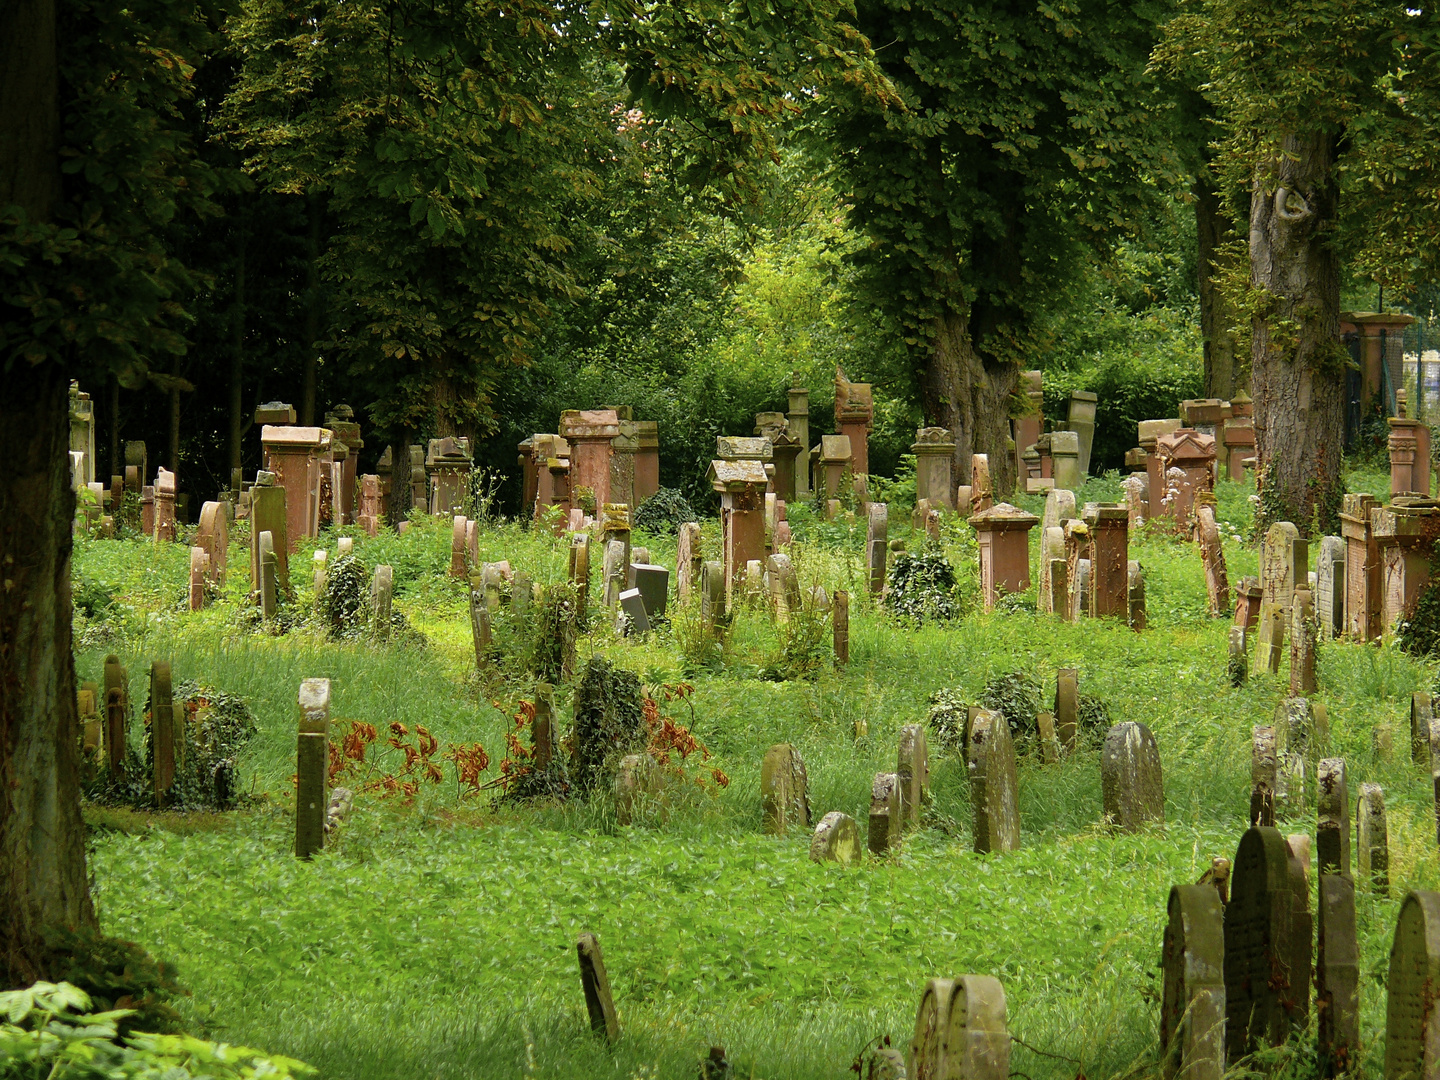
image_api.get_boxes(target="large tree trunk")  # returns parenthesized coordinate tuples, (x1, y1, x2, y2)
(1, 361, 95, 987)
(227, 221, 247, 480)
(389, 432, 414, 527)
(921, 310, 1019, 496)
(0, 0, 60, 219)
(1196, 172, 1243, 398)
(300, 192, 323, 426)
(1250, 133, 1343, 536)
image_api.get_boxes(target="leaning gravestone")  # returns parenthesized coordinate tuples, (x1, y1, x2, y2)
(618, 587, 650, 634)
(906, 975, 1010, 1080)
(869, 772, 901, 855)
(810, 811, 861, 866)
(371, 564, 394, 638)
(576, 932, 620, 1042)
(1101, 721, 1164, 832)
(896, 723, 930, 827)
(295, 678, 330, 860)
(968, 709, 1020, 854)
(1357, 783, 1389, 894)
(1054, 668, 1079, 750)
(1316, 873, 1359, 1077)
(760, 743, 811, 836)
(1384, 891, 1440, 1080)
(1224, 827, 1309, 1060)
(1317, 758, 1351, 876)
(1251, 726, 1277, 827)
(1161, 884, 1225, 1080)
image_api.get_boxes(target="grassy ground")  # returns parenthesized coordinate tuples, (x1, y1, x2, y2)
(72, 464, 1440, 1080)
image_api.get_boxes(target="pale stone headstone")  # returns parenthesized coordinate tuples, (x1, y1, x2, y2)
(896, 724, 930, 827)
(1036, 711, 1061, 764)
(1196, 503, 1230, 616)
(834, 589, 850, 665)
(1229, 626, 1248, 687)
(867, 502, 888, 595)
(1251, 726, 1277, 827)
(1317, 758, 1351, 876)
(1316, 872, 1359, 1076)
(1128, 560, 1147, 631)
(1279, 696, 1327, 763)
(906, 975, 1010, 1080)
(603, 538, 627, 609)
(1289, 587, 1318, 696)
(371, 564, 394, 638)
(809, 811, 860, 866)
(1412, 691, 1433, 765)
(1101, 721, 1164, 831)
(1054, 669, 1079, 750)
(1051, 429, 1081, 491)
(1043, 487, 1078, 533)
(188, 546, 207, 611)
(968, 709, 1019, 854)
(1161, 884, 1225, 1080)
(765, 553, 800, 621)
(1224, 826, 1310, 1059)
(1315, 536, 1345, 640)
(337, 536, 353, 556)
(676, 521, 702, 602)
(295, 678, 330, 859)
(760, 743, 810, 836)
(618, 588, 650, 634)
(1256, 522, 1306, 672)
(468, 588, 491, 670)
(868, 772, 901, 855)
(196, 501, 228, 584)
(258, 530, 278, 618)
(150, 661, 175, 802)
(311, 549, 327, 604)
(1357, 783, 1389, 894)
(577, 932, 620, 1042)
(1383, 891, 1440, 1080)
(614, 753, 663, 825)
(569, 532, 591, 625)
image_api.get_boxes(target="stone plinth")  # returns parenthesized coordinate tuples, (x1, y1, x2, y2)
(1083, 503, 1129, 618)
(425, 436, 472, 515)
(787, 380, 811, 497)
(1389, 413, 1432, 499)
(1222, 417, 1255, 481)
(835, 366, 874, 480)
(324, 406, 362, 525)
(634, 421, 660, 504)
(770, 431, 802, 503)
(1051, 430, 1081, 492)
(1373, 501, 1440, 632)
(560, 409, 620, 513)
(1155, 428, 1217, 527)
(1139, 419, 1183, 505)
(262, 425, 331, 551)
(1340, 493, 1381, 642)
(1180, 398, 1226, 437)
(970, 503, 1039, 611)
(69, 384, 95, 487)
(817, 434, 853, 501)
(913, 427, 955, 510)
(709, 459, 768, 607)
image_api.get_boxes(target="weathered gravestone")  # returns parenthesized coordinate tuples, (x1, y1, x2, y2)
(189, 546, 207, 611)
(676, 522, 702, 602)
(1101, 721, 1164, 832)
(1357, 783, 1389, 894)
(1317, 758, 1351, 876)
(1278, 751, 1308, 819)
(1315, 537, 1345, 640)
(1224, 827, 1311, 1060)
(1289, 588, 1318, 696)
(576, 932, 620, 1042)
(897, 724, 930, 827)
(868, 772, 901, 855)
(371, 564, 394, 638)
(1384, 891, 1440, 1080)
(257, 531, 278, 618)
(618, 588, 650, 634)
(1055, 669, 1079, 750)
(1316, 872, 1359, 1077)
(1256, 523, 1307, 675)
(701, 560, 726, 628)
(906, 975, 1010, 1080)
(834, 589, 850, 666)
(1197, 502, 1231, 617)
(810, 811, 861, 866)
(1251, 725, 1277, 827)
(1412, 691, 1434, 765)
(295, 678, 330, 859)
(1128, 560, 1147, 631)
(603, 538, 627, 610)
(614, 753, 665, 825)
(968, 709, 1019, 854)
(569, 532, 591, 625)
(104, 655, 127, 777)
(1036, 711, 1061, 764)
(1431, 719, 1440, 847)
(1278, 695, 1328, 764)
(868, 503, 889, 596)
(1084, 502, 1129, 618)
(766, 553, 800, 622)
(632, 564, 669, 622)
(150, 661, 175, 803)
(468, 588, 492, 670)
(449, 515, 467, 577)
(1229, 626, 1248, 687)
(760, 743, 811, 836)
(1161, 884, 1226, 1080)
(311, 549, 327, 606)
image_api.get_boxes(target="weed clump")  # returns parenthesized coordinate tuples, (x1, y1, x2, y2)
(927, 687, 969, 753)
(569, 656, 646, 794)
(318, 552, 370, 638)
(525, 583, 579, 684)
(1399, 540, 1440, 657)
(632, 488, 698, 536)
(886, 550, 961, 624)
(760, 603, 831, 681)
(982, 671, 1043, 737)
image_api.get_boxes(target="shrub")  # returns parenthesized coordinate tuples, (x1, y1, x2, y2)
(886, 551, 961, 625)
(1399, 541, 1440, 657)
(632, 488, 698, 536)
(569, 656, 646, 794)
(981, 671, 1044, 737)
(927, 688, 969, 753)
(36, 927, 185, 1036)
(759, 602, 832, 681)
(317, 552, 370, 639)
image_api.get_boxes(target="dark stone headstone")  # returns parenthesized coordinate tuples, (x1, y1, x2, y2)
(1161, 884, 1225, 1080)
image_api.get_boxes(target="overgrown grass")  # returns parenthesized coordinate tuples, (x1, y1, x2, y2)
(72, 471, 1439, 1080)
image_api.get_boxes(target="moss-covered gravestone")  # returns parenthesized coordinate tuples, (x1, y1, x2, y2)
(1101, 721, 1163, 832)
(258, 530, 278, 618)
(809, 811, 860, 866)
(576, 931, 620, 1042)
(1317, 758, 1351, 876)
(370, 564, 393, 639)
(834, 589, 850, 665)
(569, 533, 590, 626)
(1316, 873, 1358, 1077)
(1412, 691, 1433, 765)
(1251, 726, 1277, 827)
(571, 656, 645, 794)
(149, 661, 175, 803)
(701, 560, 725, 625)
(1228, 626, 1247, 687)
(1224, 827, 1309, 1060)
(103, 655, 127, 776)
(1054, 668, 1079, 750)
(1357, 783, 1389, 894)
(869, 772, 900, 855)
(760, 743, 810, 836)
(468, 587, 491, 671)
(1161, 884, 1225, 1080)
(968, 709, 1019, 854)
(295, 678, 330, 860)
(906, 975, 1010, 1080)
(1384, 891, 1440, 1080)
(1036, 712, 1061, 764)
(896, 724, 930, 827)
(614, 753, 663, 825)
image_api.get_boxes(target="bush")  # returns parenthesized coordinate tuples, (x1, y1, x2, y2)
(569, 656, 646, 794)
(886, 551, 961, 625)
(1399, 542, 1440, 657)
(927, 688, 969, 754)
(317, 552, 370, 639)
(981, 671, 1044, 738)
(36, 927, 185, 1036)
(632, 488, 698, 537)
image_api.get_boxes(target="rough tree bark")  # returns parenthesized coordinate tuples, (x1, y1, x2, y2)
(300, 192, 323, 426)
(227, 221, 247, 480)
(922, 310, 1018, 496)
(1, 0, 97, 988)
(389, 432, 414, 527)
(1196, 172, 1243, 398)
(1250, 133, 1343, 536)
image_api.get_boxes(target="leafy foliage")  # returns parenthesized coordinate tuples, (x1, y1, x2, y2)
(1398, 541, 1440, 657)
(568, 656, 646, 794)
(317, 553, 371, 640)
(885, 551, 961, 625)
(926, 687, 969, 754)
(632, 489, 698, 538)
(35, 929, 185, 1037)
(981, 671, 1045, 739)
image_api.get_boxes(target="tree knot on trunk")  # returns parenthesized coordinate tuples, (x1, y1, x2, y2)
(1274, 187, 1312, 223)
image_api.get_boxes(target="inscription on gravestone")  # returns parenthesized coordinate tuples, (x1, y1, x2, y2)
(1383, 890, 1440, 1080)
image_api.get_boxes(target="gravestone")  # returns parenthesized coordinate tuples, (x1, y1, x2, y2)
(1317, 758, 1351, 876)
(1124, 473, 1150, 530)
(1251, 726, 1277, 828)
(1040, 525, 1066, 616)
(1197, 502, 1230, 616)
(700, 559, 726, 627)
(576, 932, 620, 1042)
(450, 515, 468, 577)
(1128, 560, 1147, 631)
(766, 553, 800, 622)
(1315, 537, 1346, 640)
(810, 812, 861, 866)
(1412, 692, 1433, 764)
(614, 753, 664, 825)
(1101, 721, 1164, 832)
(1084, 503, 1129, 617)
(906, 975, 1010, 1080)
(258, 531, 278, 618)
(603, 538, 627, 610)
(968, 709, 1020, 854)
(468, 588, 492, 669)
(618, 588, 650, 634)
(1278, 752, 1307, 818)
(1055, 669, 1079, 750)
(569, 533, 591, 625)
(897, 724, 930, 827)
(153, 467, 177, 542)
(1316, 873, 1359, 1077)
(867, 502, 889, 596)
(1051, 430, 1081, 491)
(834, 589, 850, 665)
(311, 549, 327, 606)
(371, 564, 394, 638)
(532, 682, 556, 770)
(632, 564, 669, 621)
(1224, 827, 1310, 1059)
(189, 547, 208, 611)
(969, 503, 1039, 610)
(676, 522, 703, 603)
(1036, 711, 1061, 764)
(1289, 588, 1318, 696)
(1279, 695, 1327, 764)
(1161, 884, 1226, 1080)
(1234, 576, 1263, 632)
(249, 473, 290, 595)
(1357, 783, 1389, 894)
(868, 772, 901, 855)
(150, 661, 175, 803)
(295, 678, 330, 859)
(196, 501, 228, 583)
(1256, 522, 1307, 673)
(1431, 719, 1440, 847)
(1229, 626, 1248, 687)
(760, 743, 811, 836)
(971, 453, 993, 513)
(1383, 891, 1440, 1080)
(103, 655, 127, 776)
(1042, 487, 1078, 533)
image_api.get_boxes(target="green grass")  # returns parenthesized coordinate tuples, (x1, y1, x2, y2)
(71, 470, 1440, 1080)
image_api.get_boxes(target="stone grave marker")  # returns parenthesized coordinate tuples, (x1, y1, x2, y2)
(1055, 669, 1079, 750)
(1039, 524, 1065, 616)
(258, 531, 278, 618)
(968, 709, 1019, 854)
(512, 572, 534, 619)
(1101, 721, 1164, 832)
(1224, 827, 1309, 1059)
(1317, 758, 1351, 876)
(153, 467, 177, 542)
(295, 678, 330, 859)
(1256, 522, 1306, 673)
(700, 559, 726, 627)
(969, 503, 1039, 611)
(868, 772, 901, 855)
(676, 522, 703, 601)
(150, 661, 175, 802)
(337, 536, 353, 556)
(468, 587, 492, 669)
(603, 538, 627, 609)
(1278, 695, 1327, 764)
(761, 743, 810, 835)
(1043, 487, 1078, 533)
(197, 500, 228, 583)
(1315, 537, 1345, 640)
(834, 589, 850, 665)
(1083, 503, 1129, 617)
(971, 453, 994, 512)
(618, 588, 649, 634)
(1251, 726, 1277, 827)
(744, 559, 764, 602)
(1431, 719, 1440, 847)
(906, 975, 1010, 1080)
(189, 547, 208, 611)
(897, 724, 930, 827)
(533, 682, 556, 771)
(1128, 560, 1147, 630)
(103, 655, 127, 776)
(1412, 691, 1433, 764)
(1289, 588, 1318, 696)
(1234, 576, 1263, 632)
(1036, 711, 1061, 764)
(1357, 783, 1389, 894)
(765, 553, 800, 622)
(1316, 873, 1359, 1076)
(1065, 520, 1090, 619)
(569, 532, 591, 625)
(1383, 890, 1440, 1080)
(1161, 884, 1225, 1080)
(1278, 752, 1307, 818)
(1340, 493, 1382, 641)
(311, 549, 327, 606)
(810, 811, 860, 866)
(1197, 502, 1230, 616)
(1051, 429, 1081, 491)
(1229, 626, 1248, 687)
(632, 564, 669, 621)
(614, 753, 664, 825)
(576, 932, 620, 1042)
(867, 502, 889, 596)
(371, 564, 394, 638)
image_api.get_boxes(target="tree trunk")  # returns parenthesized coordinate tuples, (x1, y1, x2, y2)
(227, 222, 247, 481)
(108, 374, 120, 481)
(389, 433, 413, 528)
(921, 309, 1019, 496)
(0, 0, 60, 219)
(1, 360, 95, 988)
(1196, 172, 1243, 398)
(168, 364, 181, 478)
(300, 192, 323, 426)
(1249, 133, 1343, 536)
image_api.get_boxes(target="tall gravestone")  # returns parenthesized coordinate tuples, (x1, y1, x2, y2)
(257, 531, 278, 618)
(897, 724, 930, 828)
(1251, 725, 1277, 827)
(1315, 537, 1346, 640)
(867, 503, 889, 596)
(1101, 721, 1164, 831)
(1055, 669, 1079, 750)
(968, 710, 1019, 854)
(868, 772, 901, 855)
(103, 655, 127, 777)
(1316, 873, 1359, 1077)
(1229, 626, 1248, 687)
(760, 743, 810, 836)
(1197, 502, 1230, 616)
(371, 564, 394, 638)
(1317, 758, 1351, 876)
(577, 931, 621, 1042)
(1289, 588, 1318, 696)
(295, 678, 330, 859)
(150, 661, 175, 803)
(1256, 522, 1306, 674)
(1412, 691, 1433, 765)
(676, 522, 702, 602)
(1384, 891, 1440, 1080)
(1357, 783, 1389, 894)
(834, 589, 850, 666)
(1161, 884, 1226, 1080)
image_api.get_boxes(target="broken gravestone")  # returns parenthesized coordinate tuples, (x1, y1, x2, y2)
(577, 931, 620, 1042)
(906, 975, 1010, 1080)
(869, 772, 901, 855)
(809, 811, 860, 866)
(897, 723, 930, 828)
(1357, 783, 1389, 894)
